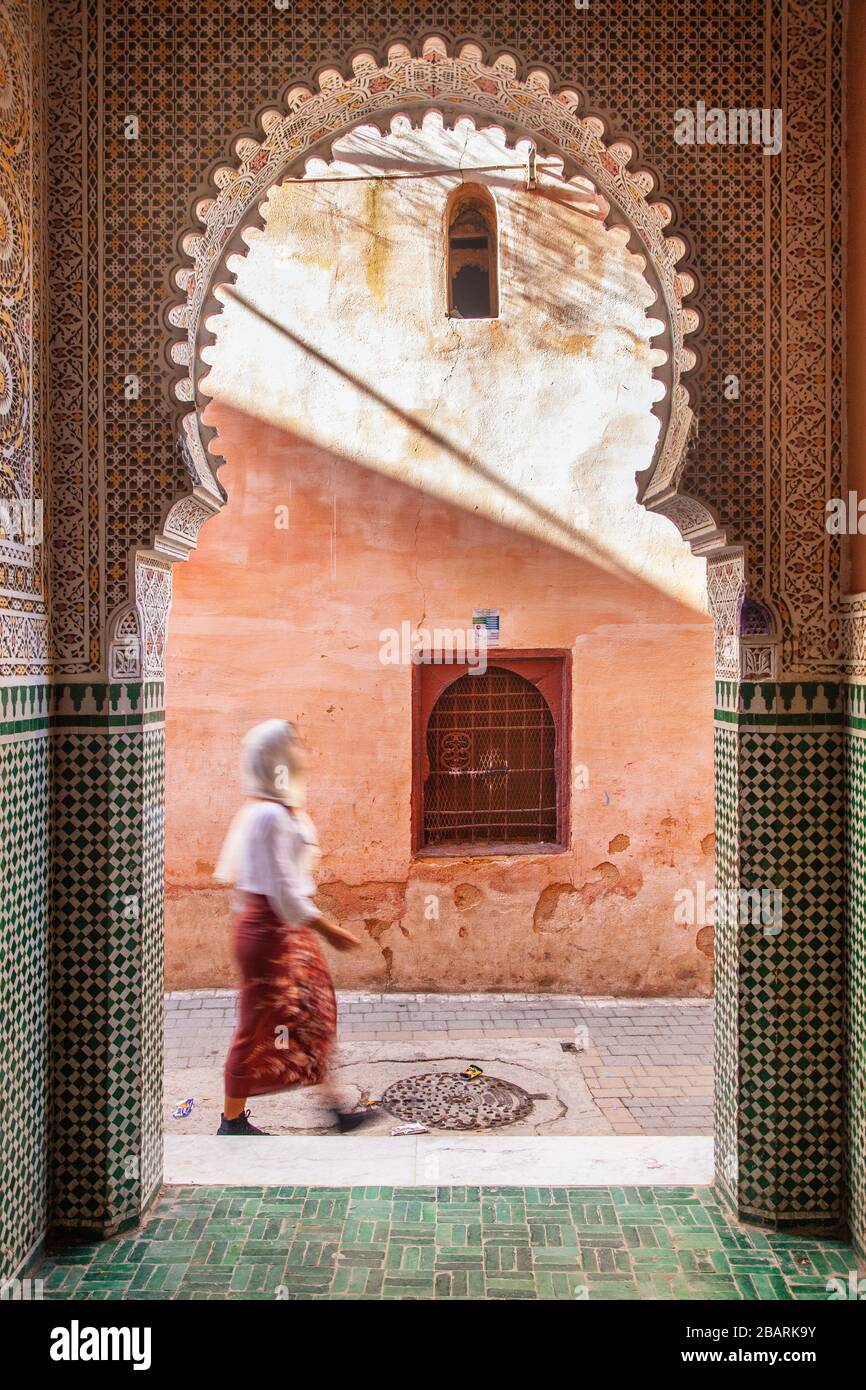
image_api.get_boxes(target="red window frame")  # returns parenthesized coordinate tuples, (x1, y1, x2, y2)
(411, 649, 571, 857)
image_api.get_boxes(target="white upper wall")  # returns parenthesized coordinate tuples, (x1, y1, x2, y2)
(201, 113, 707, 610)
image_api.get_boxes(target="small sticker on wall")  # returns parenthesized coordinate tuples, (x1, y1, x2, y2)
(472, 608, 500, 647)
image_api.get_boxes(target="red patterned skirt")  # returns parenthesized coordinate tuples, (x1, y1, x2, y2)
(224, 892, 336, 1098)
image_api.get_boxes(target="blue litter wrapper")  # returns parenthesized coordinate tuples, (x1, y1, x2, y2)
(173, 1097, 194, 1119)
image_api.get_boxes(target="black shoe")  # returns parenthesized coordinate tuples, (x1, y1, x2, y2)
(334, 1108, 375, 1134)
(217, 1109, 270, 1135)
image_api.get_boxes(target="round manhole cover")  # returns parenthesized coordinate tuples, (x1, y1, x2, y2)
(380, 1071, 533, 1130)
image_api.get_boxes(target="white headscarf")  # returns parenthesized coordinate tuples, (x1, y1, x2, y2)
(214, 719, 320, 885)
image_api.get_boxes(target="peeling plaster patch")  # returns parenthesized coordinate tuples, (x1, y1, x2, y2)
(318, 880, 406, 922)
(700, 833, 716, 856)
(533, 882, 580, 933)
(532, 861, 643, 935)
(317, 880, 408, 975)
(592, 862, 620, 881)
(454, 883, 483, 911)
(363, 918, 389, 944)
(696, 926, 714, 960)
(608, 833, 630, 854)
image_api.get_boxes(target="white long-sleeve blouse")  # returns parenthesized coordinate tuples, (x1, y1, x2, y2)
(231, 800, 319, 926)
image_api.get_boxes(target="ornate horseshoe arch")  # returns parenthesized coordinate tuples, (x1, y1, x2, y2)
(158, 34, 726, 549)
(119, 34, 760, 683)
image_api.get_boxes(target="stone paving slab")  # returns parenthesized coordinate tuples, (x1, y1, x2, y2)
(30, 1184, 857, 1301)
(165, 991, 714, 1137)
(166, 1037, 610, 1138)
(163, 1135, 714, 1186)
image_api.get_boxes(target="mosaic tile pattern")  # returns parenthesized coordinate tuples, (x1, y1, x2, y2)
(0, 701, 50, 1281)
(737, 722, 845, 1227)
(714, 686, 847, 1232)
(844, 690, 866, 1259)
(30, 1185, 859, 1301)
(50, 727, 118, 1234)
(713, 718, 739, 1206)
(49, 684, 162, 1241)
(140, 724, 165, 1209)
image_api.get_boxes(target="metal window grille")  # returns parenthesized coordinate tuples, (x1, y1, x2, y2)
(423, 666, 558, 847)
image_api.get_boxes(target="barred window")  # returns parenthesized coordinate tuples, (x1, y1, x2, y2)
(421, 664, 562, 850)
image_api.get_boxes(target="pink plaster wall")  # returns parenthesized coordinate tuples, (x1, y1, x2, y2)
(164, 402, 715, 995)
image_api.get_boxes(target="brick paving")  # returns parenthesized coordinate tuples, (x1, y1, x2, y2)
(32, 1184, 856, 1300)
(166, 992, 714, 1135)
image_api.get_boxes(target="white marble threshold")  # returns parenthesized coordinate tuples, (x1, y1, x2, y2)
(164, 1135, 714, 1188)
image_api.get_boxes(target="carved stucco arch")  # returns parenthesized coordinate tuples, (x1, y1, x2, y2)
(122, 34, 770, 684)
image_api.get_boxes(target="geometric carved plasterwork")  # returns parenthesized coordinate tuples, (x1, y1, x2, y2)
(740, 643, 777, 683)
(107, 605, 141, 681)
(160, 35, 724, 572)
(0, 0, 47, 676)
(763, 0, 844, 678)
(156, 487, 221, 565)
(738, 592, 779, 683)
(841, 594, 866, 681)
(707, 556, 780, 682)
(707, 555, 745, 682)
(37, 0, 841, 680)
(134, 558, 172, 681)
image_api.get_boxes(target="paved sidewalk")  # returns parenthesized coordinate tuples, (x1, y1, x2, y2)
(166, 992, 714, 1137)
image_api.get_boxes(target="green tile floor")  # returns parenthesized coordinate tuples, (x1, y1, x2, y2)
(32, 1186, 860, 1300)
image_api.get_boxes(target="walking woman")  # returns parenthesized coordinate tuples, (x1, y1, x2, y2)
(214, 718, 366, 1135)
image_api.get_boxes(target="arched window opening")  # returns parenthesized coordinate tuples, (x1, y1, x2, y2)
(423, 666, 558, 849)
(447, 188, 498, 319)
